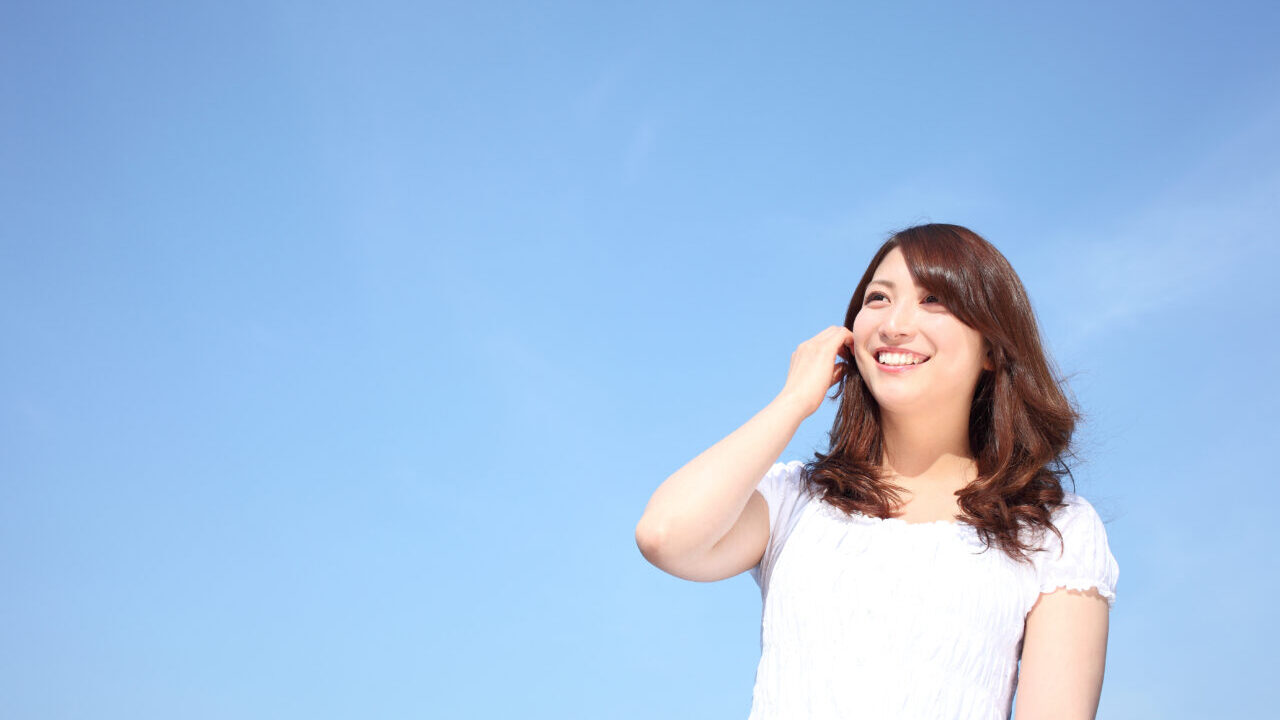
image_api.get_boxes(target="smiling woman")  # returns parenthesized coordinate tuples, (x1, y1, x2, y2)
(636, 223, 1119, 720)
(850, 245, 994, 429)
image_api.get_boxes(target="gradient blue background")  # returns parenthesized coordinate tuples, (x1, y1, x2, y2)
(3, 2, 1276, 718)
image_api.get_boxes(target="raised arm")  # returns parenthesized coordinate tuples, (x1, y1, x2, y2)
(634, 326, 854, 582)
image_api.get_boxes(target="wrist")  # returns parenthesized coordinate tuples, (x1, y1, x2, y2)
(770, 390, 814, 420)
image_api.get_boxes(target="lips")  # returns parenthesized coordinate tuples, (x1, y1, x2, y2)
(876, 360, 926, 374)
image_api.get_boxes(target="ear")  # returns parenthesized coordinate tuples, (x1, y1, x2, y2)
(982, 341, 995, 371)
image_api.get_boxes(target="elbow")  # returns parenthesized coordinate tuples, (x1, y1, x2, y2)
(636, 517, 722, 582)
(635, 515, 668, 563)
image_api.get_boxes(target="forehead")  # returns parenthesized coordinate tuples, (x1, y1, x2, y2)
(867, 247, 918, 289)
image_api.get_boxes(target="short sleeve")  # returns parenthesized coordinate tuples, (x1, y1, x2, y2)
(748, 460, 814, 593)
(1032, 493, 1121, 610)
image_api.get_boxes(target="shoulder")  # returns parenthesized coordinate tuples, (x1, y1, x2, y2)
(771, 459, 808, 480)
(774, 458, 807, 475)
(1047, 492, 1111, 535)
(750, 460, 818, 591)
(757, 460, 812, 498)
(1025, 491, 1108, 538)
(1019, 491, 1117, 565)
(754, 460, 819, 529)
(1030, 490, 1121, 608)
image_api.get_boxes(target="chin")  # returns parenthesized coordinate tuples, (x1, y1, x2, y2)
(870, 393, 935, 414)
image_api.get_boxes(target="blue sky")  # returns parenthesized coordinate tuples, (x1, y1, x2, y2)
(2, 2, 1277, 717)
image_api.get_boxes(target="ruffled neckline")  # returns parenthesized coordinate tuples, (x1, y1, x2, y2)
(812, 497, 989, 549)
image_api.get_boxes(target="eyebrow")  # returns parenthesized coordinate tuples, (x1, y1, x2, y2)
(866, 279, 934, 295)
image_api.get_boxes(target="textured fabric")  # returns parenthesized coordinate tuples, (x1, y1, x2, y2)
(747, 460, 1120, 720)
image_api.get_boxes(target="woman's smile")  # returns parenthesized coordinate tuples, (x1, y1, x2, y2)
(873, 347, 932, 373)
(875, 356, 930, 374)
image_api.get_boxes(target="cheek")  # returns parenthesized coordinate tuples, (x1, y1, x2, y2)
(851, 314, 874, 339)
(850, 326, 874, 356)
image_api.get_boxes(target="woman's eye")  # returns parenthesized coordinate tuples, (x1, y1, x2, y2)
(864, 291, 942, 306)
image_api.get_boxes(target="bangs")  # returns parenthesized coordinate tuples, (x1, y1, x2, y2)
(896, 227, 988, 329)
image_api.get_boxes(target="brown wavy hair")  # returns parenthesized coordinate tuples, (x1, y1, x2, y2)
(804, 223, 1081, 564)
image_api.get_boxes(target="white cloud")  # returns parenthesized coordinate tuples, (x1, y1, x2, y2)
(1046, 103, 1280, 353)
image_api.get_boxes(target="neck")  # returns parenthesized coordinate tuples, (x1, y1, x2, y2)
(878, 406, 977, 494)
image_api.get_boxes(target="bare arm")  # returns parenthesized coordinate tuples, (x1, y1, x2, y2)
(635, 393, 808, 580)
(635, 326, 854, 582)
(1013, 588, 1111, 719)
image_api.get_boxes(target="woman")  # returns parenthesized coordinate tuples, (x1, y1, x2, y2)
(635, 223, 1119, 719)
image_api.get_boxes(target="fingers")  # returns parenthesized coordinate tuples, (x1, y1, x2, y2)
(824, 326, 855, 357)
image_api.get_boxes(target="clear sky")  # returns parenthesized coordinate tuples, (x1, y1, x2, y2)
(2, 2, 1277, 718)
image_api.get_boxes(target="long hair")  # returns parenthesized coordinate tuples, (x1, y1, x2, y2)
(804, 223, 1081, 564)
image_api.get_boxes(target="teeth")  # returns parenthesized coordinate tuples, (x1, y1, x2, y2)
(877, 352, 927, 366)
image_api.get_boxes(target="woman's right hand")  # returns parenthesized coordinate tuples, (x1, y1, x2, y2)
(778, 326, 857, 417)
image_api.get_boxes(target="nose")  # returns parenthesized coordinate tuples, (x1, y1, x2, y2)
(880, 299, 917, 340)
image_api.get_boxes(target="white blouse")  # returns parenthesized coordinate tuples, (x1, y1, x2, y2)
(747, 460, 1120, 720)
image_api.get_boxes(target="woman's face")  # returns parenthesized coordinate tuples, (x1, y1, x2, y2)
(851, 247, 993, 415)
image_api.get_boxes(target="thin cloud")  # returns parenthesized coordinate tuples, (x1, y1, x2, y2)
(1049, 103, 1280, 353)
